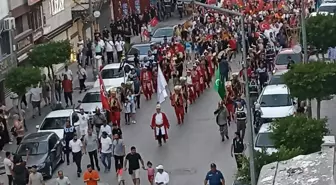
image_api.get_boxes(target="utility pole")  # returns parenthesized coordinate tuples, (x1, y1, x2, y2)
(300, 0, 311, 117)
(192, 2, 257, 185)
(89, 0, 97, 81)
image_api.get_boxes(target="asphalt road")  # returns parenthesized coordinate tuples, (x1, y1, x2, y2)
(0, 15, 245, 185)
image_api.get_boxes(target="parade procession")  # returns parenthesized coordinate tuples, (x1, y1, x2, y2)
(1, 0, 335, 184)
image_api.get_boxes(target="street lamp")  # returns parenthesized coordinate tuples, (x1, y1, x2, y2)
(191, 2, 257, 185)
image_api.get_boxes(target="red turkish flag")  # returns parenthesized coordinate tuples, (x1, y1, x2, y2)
(150, 17, 159, 27)
(98, 74, 110, 111)
(259, 22, 271, 31)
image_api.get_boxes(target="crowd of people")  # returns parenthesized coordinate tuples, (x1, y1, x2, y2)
(1, 0, 309, 184)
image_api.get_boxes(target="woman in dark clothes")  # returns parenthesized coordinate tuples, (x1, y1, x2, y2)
(0, 109, 10, 145)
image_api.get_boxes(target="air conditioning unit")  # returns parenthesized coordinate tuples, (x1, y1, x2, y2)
(3, 17, 15, 30)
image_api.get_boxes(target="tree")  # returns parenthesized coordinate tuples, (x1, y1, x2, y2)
(5, 67, 42, 119)
(306, 14, 336, 60)
(271, 116, 328, 155)
(282, 62, 336, 119)
(27, 40, 71, 105)
(236, 146, 303, 184)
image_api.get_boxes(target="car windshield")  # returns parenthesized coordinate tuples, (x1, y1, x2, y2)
(318, 5, 336, 13)
(17, 142, 48, 155)
(275, 53, 301, 65)
(153, 28, 173, 38)
(255, 133, 275, 148)
(82, 92, 101, 103)
(128, 45, 151, 56)
(101, 68, 124, 78)
(269, 75, 284, 85)
(40, 117, 69, 130)
(260, 94, 292, 107)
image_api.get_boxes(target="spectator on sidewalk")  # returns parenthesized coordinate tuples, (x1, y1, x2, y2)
(41, 74, 51, 106)
(10, 92, 28, 109)
(13, 114, 24, 145)
(115, 37, 124, 62)
(4, 152, 13, 185)
(0, 109, 11, 145)
(62, 75, 73, 107)
(28, 84, 42, 118)
(63, 65, 73, 81)
(77, 65, 87, 93)
(55, 76, 62, 102)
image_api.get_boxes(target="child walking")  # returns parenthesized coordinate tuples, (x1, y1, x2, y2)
(116, 163, 125, 185)
(147, 161, 155, 185)
(124, 98, 131, 125)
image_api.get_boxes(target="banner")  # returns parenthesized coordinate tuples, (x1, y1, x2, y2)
(157, 66, 168, 104)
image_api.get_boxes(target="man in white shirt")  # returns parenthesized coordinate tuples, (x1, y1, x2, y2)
(100, 131, 112, 172)
(78, 107, 89, 139)
(155, 165, 169, 185)
(77, 65, 87, 93)
(29, 84, 42, 117)
(56, 170, 71, 185)
(63, 65, 73, 81)
(99, 122, 112, 138)
(105, 39, 115, 63)
(115, 37, 124, 62)
(69, 134, 83, 177)
(4, 151, 13, 185)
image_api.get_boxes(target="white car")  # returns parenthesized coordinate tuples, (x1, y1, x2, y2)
(254, 123, 277, 154)
(257, 84, 296, 122)
(93, 63, 133, 88)
(36, 109, 82, 139)
(310, 2, 336, 16)
(150, 27, 175, 44)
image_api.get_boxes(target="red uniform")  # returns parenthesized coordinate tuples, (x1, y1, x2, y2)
(225, 88, 235, 121)
(206, 56, 214, 77)
(152, 69, 158, 93)
(191, 69, 200, 98)
(110, 97, 121, 127)
(186, 75, 195, 104)
(170, 92, 185, 124)
(151, 112, 170, 140)
(201, 64, 209, 88)
(141, 70, 153, 100)
(196, 66, 205, 93)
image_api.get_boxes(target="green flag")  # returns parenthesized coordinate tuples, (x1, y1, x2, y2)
(214, 68, 226, 99)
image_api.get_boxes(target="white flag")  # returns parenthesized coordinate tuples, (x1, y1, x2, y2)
(157, 65, 168, 104)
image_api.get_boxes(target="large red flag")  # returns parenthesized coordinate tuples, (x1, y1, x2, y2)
(98, 74, 110, 111)
(150, 17, 158, 27)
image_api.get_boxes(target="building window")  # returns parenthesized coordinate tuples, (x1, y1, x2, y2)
(0, 32, 10, 59)
(28, 5, 43, 31)
(15, 16, 24, 35)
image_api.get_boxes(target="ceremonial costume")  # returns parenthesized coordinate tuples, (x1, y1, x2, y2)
(192, 65, 200, 98)
(109, 89, 121, 127)
(170, 86, 185, 124)
(196, 63, 205, 93)
(141, 68, 153, 100)
(152, 68, 158, 93)
(186, 70, 195, 104)
(151, 104, 170, 146)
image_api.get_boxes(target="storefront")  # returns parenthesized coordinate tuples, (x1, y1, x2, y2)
(42, 0, 73, 73)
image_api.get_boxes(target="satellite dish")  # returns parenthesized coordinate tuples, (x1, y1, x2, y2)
(293, 45, 302, 53)
(94, 11, 101, 18)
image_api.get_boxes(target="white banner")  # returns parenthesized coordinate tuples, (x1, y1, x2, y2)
(157, 66, 168, 104)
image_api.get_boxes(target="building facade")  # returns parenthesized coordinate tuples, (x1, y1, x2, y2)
(0, 0, 10, 104)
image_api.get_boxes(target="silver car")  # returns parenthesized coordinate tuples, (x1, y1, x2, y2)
(126, 42, 156, 62)
(150, 27, 175, 44)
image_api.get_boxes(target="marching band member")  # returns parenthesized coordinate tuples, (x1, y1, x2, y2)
(152, 66, 158, 93)
(186, 70, 195, 104)
(196, 61, 205, 93)
(200, 59, 209, 88)
(109, 88, 122, 127)
(192, 64, 200, 98)
(180, 77, 189, 113)
(151, 104, 170, 146)
(225, 82, 235, 124)
(140, 66, 153, 100)
(170, 85, 185, 125)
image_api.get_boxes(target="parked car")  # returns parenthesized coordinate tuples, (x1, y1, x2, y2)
(256, 84, 296, 122)
(36, 109, 81, 139)
(126, 42, 156, 63)
(93, 63, 133, 88)
(254, 123, 277, 154)
(150, 27, 175, 44)
(274, 48, 302, 72)
(310, 1, 336, 17)
(15, 132, 64, 178)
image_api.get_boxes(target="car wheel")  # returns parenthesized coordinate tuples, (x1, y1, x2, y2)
(46, 165, 53, 179)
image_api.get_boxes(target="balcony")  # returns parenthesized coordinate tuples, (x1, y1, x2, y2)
(14, 29, 34, 63)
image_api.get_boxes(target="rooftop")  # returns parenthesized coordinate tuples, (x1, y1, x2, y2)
(257, 136, 336, 185)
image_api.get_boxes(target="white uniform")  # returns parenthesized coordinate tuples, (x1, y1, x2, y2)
(154, 113, 166, 135)
(78, 113, 89, 136)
